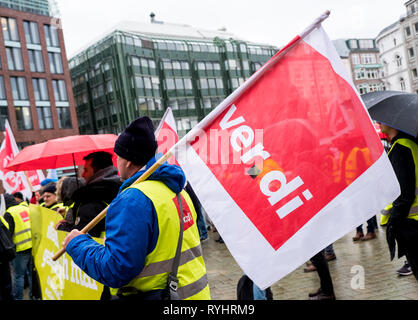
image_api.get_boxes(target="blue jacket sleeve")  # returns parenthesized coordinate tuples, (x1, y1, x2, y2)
(66, 188, 158, 288)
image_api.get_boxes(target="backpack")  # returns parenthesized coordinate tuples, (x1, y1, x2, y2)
(0, 218, 16, 263)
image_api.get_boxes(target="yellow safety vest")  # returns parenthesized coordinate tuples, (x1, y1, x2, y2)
(49, 202, 65, 211)
(0, 215, 9, 230)
(345, 147, 371, 186)
(114, 180, 210, 300)
(381, 138, 418, 224)
(6, 204, 32, 252)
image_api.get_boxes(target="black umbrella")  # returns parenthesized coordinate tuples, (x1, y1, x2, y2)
(361, 90, 418, 138)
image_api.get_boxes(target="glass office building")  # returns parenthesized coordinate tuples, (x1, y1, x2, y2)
(69, 20, 278, 137)
(0, 0, 55, 17)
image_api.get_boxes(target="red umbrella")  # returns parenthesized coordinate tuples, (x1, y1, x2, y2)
(6, 134, 118, 172)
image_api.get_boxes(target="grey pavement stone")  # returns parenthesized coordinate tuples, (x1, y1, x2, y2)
(202, 218, 418, 300)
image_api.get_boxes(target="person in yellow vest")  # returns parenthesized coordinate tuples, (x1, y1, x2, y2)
(379, 123, 418, 279)
(12, 192, 28, 207)
(62, 116, 210, 300)
(41, 184, 64, 212)
(3, 193, 33, 299)
(0, 212, 14, 300)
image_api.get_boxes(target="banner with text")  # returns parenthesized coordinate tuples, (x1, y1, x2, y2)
(30, 204, 104, 300)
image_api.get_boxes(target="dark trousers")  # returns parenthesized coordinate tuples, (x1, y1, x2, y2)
(0, 262, 13, 300)
(357, 216, 378, 234)
(310, 251, 334, 295)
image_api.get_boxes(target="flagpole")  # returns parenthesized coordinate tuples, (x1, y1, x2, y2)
(23, 171, 34, 193)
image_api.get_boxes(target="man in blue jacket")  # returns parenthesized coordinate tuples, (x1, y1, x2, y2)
(62, 116, 210, 299)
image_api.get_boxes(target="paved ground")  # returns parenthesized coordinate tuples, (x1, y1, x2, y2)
(20, 215, 417, 301)
(203, 215, 418, 300)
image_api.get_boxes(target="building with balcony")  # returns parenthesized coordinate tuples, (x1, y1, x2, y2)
(69, 16, 277, 137)
(345, 38, 384, 94)
(0, 0, 78, 148)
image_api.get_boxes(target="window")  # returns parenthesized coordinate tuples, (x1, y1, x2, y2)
(216, 78, 224, 89)
(228, 59, 237, 69)
(359, 39, 374, 49)
(1, 17, 19, 41)
(357, 84, 368, 95)
(32, 78, 49, 101)
(413, 68, 418, 78)
(361, 54, 376, 64)
(28, 49, 45, 72)
(175, 78, 184, 90)
(165, 78, 175, 90)
(0, 76, 6, 100)
(52, 80, 68, 101)
(23, 21, 40, 44)
(15, 106, 32, 130)
(37, 106, 53, 129)
(396, 54, 402, 67)
(184, 78, 192, 90)
(351, 54, 360, 65)
(409, 47, 415, 58)
(106, 80, 113, 93)
(6, 47, 23, 70)
(406, 26, 412, 37)
(57, 106, 72, 128)
(0, 105, 8, 130)
(197, 62, 205, 70)
(143, 77, 151, 89)
(348, 39, 358, 49)
(151, 77, 160, 90)
(415, 22, 418, 34)
(135, 76, 144, 89)
(199, 78, 208, 89)
(226, 42, 234, 52)
(48, 52, 63, 73)
(44, 24, 59, 47)
(400, 77, 406, 91)
(10, 77, 28, 100)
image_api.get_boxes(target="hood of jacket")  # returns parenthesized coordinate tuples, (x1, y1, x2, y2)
(120, 155, 186, 195)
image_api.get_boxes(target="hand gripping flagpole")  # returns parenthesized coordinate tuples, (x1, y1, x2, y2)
(51, 10, 330, 262)
(51, 151, 173, 261)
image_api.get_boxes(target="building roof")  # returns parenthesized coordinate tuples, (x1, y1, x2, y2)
(332, 39, 350, 58)
(376, 20, 400, 39)
(113, 20, 242, 42)
(70, 19, 275, 60)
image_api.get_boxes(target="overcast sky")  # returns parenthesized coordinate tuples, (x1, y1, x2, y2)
(55, 0, 408, 58)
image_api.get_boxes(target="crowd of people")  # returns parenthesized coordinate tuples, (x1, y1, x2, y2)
(0, 117, 417, 301)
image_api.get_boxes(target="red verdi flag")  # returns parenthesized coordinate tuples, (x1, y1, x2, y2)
(171, 11, 400, 289)
(0, 120, 44, 198)
(155, 107, 179, 165)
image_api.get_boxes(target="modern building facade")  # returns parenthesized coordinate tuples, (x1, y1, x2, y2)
(69, 17, 277, 137)
(0, 0, 78, 148)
